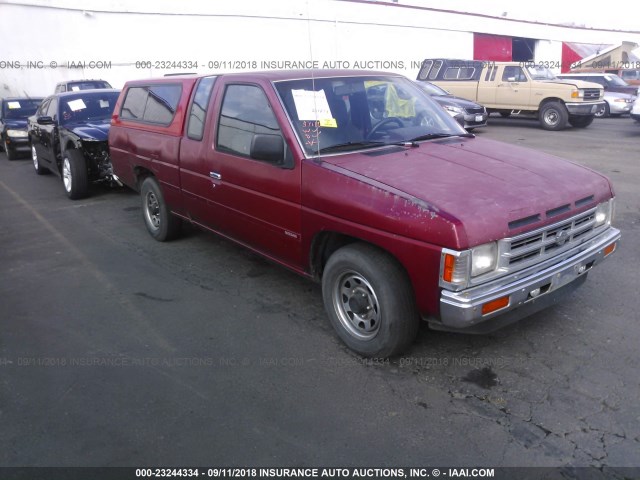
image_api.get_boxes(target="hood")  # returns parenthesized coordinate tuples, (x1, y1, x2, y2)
(66, 119, 110, 141)
(3, 119, 28, 130)
(434, 95, 482, 110)
(542, 79, 603, 90)
(321, 137, 612, 247)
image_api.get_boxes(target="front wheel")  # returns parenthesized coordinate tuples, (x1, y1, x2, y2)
(594, 102, 610, 118)
(322, 243, 419, 357)
(62, 150, 89, 199)
(568, 116, 594, 128)
(539, 101, 568, 131)
(140, 176, 182, 241)
(5, 140, 17, 160)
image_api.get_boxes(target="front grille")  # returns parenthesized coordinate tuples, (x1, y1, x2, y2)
(505, 208, 600, 268)
(464, 107, 485, 114)
(583, 89, 601, 100)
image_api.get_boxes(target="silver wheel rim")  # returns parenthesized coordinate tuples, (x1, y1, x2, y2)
(595, 105, 606, 117)
(62, 158, 72, 192)
(332, 270, 381, 340)
(144, 190, 161, 231)
(32, 146, 38, 170)
(544, 109, 559, 126)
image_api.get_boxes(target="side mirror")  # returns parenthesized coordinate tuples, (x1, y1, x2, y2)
(250, 134, 284, 164)
(37, 116, 54, 125)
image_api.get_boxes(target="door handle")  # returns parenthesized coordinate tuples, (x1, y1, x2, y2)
(209, 172, 222, 180)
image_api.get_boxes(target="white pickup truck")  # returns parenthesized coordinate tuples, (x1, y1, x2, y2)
(418, 59, 605, 130)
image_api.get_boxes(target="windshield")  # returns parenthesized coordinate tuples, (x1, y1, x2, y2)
(526, 66, 556, 80)
(3, 99, 42, 120)
(604, 74, 629, 87)
(414, 81, 449, 96)
(66, 81, 112, 91)
(59, 91, 120, 124)
(274, 75, 466, 156)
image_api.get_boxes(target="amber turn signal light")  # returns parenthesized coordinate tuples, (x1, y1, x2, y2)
(481, 296, 510, 315)
(603, 243, 616, 257)
(443, 254, 455, 282)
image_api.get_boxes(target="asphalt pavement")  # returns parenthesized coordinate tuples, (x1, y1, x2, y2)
(1, 117, 639, 474)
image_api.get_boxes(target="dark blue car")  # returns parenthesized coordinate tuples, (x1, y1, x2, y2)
(27, 89, 120, 199)
(1, 97, 43, 160)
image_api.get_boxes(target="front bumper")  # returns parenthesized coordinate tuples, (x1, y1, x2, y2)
(3, 136, 31, 154)
(609, 101, 633, 115)
(435, 227, 620, 332)
(565, 101, 605, 116)
(462, 112, 488, 129)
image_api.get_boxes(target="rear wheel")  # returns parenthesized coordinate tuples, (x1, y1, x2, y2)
(32, 145, 47, 175)
(322, 243, 419, 358)
(140, 176, 182, 241)
(539, 101, 568, 131)
(62, 150, 89, 199)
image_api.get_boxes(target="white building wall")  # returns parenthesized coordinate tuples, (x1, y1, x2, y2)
(1, 0, 639, 97)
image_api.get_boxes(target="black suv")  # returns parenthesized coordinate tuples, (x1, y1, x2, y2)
(414, 81, 488, 131)
(54, 79, 112, 94)
(0, 97, 43, 160)
(28, 89, 120, 199)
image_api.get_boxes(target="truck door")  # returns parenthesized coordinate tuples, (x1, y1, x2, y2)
(495, 66, 531, 109)
(477, 64, 498, 105)
(205, 81, 302, 267)
(178, 76, 227, 230)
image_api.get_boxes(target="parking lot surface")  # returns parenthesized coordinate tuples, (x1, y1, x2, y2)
(1, 117, 639, 472)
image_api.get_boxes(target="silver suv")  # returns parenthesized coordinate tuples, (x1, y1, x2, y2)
(54, 79, 112, 94)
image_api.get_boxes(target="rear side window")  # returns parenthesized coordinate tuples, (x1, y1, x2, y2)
(187, 76, 217, 140)
(120, 84, 182, 125)
(443, 67, 475, 80)
(216, 84, 280, 158)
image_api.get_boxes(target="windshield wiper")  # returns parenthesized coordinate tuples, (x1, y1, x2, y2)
(317, 140, 387, 153)
(409, 132, 475, 142)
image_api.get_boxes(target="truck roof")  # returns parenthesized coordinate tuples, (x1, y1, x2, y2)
(122, 69, 402, 86)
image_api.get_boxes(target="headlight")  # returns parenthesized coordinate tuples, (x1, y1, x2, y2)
(443, 105, 464, 114)
(6, 129, 28, 138)
(471, 242, 498, 277)
(441, 241, 499, 289)
(594, 199, 614, 227)
(571, 89, 585, 99)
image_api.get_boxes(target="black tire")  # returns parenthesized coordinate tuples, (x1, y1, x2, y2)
(5, 140, 17, 160)
(140, 176, 182, 241)
(594, 102, 610, 118)
(539, 101, 568, 131)
(499, 112, 511, 118)
(568, 116, 594, 128)
(31, 144, 48, 175)
(322, 243, 419, 358)
(62, 149, 89, 199)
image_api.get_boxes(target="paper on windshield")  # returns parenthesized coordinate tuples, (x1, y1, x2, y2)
(71, 86, 80, 91)
(7, 101, 21, 109)
(291, 89, 335, 125)
(67, 99, 87, 111)
(99, 100, 110, 108)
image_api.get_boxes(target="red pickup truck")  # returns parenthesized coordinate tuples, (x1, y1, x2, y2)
(109, 70, 620, 357)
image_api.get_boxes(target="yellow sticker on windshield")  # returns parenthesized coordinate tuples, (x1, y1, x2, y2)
(7, 101, 21, 109)
(319, 118, 337, 128)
